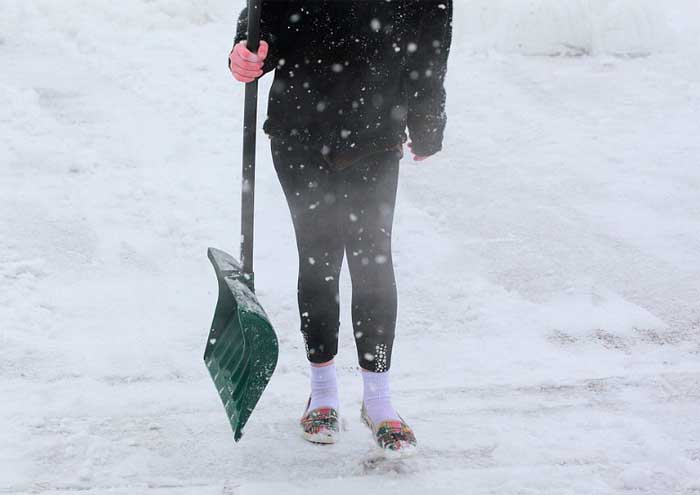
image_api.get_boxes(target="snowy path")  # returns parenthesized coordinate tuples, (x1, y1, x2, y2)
(2, 3, 700, 494)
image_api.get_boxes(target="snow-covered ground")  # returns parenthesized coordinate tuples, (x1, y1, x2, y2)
(2, 1, 700, 494)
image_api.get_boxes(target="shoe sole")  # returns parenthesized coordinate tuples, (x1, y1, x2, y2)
(375, 442, 418, 459)
(302, 429, 339, 444)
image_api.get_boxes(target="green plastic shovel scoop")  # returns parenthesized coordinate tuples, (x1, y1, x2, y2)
(204, 0, 278, 442)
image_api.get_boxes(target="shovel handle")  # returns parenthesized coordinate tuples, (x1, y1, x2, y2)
(240, 0, 262, 281)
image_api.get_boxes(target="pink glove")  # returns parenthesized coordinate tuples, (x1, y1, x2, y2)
(407, 142, 431, 162)
(229, 40, 269, 83)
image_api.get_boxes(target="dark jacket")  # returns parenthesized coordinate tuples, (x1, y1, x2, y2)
(234, 0, 452, 167)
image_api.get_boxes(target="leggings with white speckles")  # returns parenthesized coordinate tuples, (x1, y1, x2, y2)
(271, 137, 400, 372)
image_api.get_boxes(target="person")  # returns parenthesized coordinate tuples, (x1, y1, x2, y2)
(229, 0, 452, 452)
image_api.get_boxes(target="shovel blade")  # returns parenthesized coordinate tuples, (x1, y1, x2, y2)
(204, 247, 278, 442)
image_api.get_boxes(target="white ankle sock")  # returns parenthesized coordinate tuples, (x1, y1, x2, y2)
(362, 369, 400, 425)
(308, 362, 339, 411)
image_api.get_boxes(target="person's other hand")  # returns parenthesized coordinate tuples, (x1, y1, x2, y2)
(408, 142, 432, 162)
(229, 40, 269, 83)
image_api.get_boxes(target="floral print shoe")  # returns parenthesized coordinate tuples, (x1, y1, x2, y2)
(361, 403, 417, 454)
(300, 398, 340, 444)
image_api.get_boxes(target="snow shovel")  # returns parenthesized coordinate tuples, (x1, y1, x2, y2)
(204, 0, 278, 442)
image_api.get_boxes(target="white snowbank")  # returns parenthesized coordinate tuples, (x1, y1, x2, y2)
(0, 0, 231, 44)
(453, 0, 700, 55)
(2, 1, 698, 56)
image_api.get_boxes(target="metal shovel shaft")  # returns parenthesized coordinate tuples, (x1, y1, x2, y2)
(240, 0, 262, 284)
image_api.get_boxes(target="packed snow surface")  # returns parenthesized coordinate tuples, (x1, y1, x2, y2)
(2, 1, 700, 494)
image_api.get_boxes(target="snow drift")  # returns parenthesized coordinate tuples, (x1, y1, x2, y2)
(454, 0, 700, 56)
(2, 0, 698, 56)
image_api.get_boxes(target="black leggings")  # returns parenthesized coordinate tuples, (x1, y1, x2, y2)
(271, 138, 401, 372)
